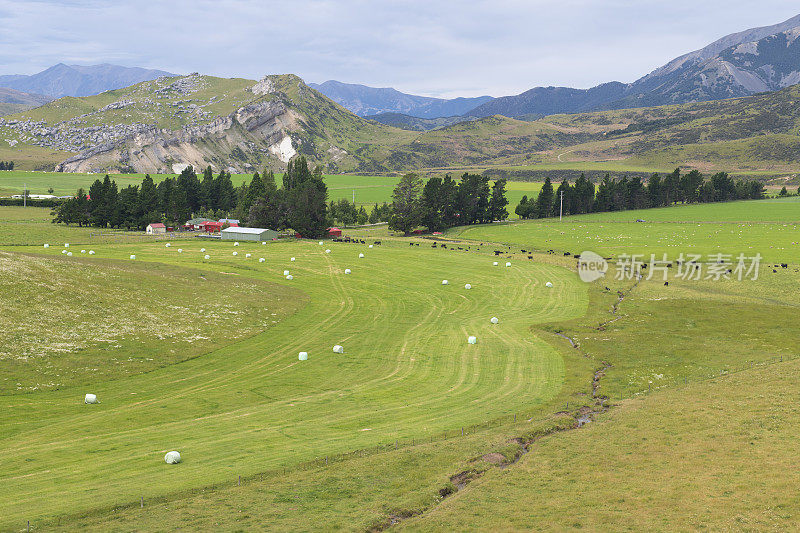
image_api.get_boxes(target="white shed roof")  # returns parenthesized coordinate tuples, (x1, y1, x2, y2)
(221, 226, 273, 235)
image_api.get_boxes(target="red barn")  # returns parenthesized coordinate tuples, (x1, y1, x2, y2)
(328, 227, 342, 237)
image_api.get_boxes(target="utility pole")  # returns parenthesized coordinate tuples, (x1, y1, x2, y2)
(24, 183, 27, 208)
(559, 190, 563, 221)
(352, 189, 355, 204)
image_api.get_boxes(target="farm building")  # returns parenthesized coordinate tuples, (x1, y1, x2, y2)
(146, 223, 166, 235)
(328, 227, 342, 237)
(219, 218, 240, 227)
(202, 221, 223, 233)
(184, 218, 215, 231)
(221, 227, 278, 242)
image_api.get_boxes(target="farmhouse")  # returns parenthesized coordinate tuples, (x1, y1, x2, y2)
(184, 217, 215, 231)
(146, 223, 166, 235)
(220, 226, 278, 242)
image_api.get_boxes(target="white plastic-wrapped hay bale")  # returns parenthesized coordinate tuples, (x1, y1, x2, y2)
(130, 255, 136, 260)
(442, 280, 449, 285)
(245, 253, 251, 258)
(491, 317, 499, 324)
(344, 268, 351, 274)
(165, 243, 171, 248)
(178, 248, 183, 253)
(262, 241, 266, 245)
(545, 281, 553, 288)
(232, 251, 238, 256)
(259, 258, 265, 263)
(61, 250, 66, 254)
(505, 262, 511, 267)
(325, 249, 331, 254)
(89, 250, 95, 255)
(204, 254, 210, 260)
(298, 351, 308, 360)
(234, 242, 239, 247)
(200, 248, 206, 253)
(286, 274, 293, 280)
(319, 241, 324, 245)
(84, 393, 98, 404)
(333, 345, 344, 354)
(468, 336, 477, 344)
(283, 270, 290, 276)
(368, 244, 373, 248)
(67, 251, 73, 257)
(359, 253, 365, 258)
(43, 243, 49, 248)
(493, 261, 498, 266)
(290, 257, 296, 262)
(164, 451, 181, 464)
(64, 243, 69, 248)
(81, 250, 86, 254)
(464, 283, 472, 290)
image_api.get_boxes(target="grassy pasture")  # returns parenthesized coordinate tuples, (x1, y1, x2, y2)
(450, 197, 800, 263)
(0, 216, 589, 529)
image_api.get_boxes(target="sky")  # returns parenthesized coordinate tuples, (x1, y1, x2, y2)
(0, 1, 798, 98)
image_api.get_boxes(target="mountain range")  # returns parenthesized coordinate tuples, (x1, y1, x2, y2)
(0, 63, 175, 98)
(308, 80, 492, 118)
(0, 87, 52, 116)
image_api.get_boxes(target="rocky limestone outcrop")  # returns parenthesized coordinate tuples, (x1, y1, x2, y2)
(56, 99, 302, 173)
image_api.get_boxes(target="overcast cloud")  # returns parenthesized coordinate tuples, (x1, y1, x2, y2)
(0, 1, 797, 97)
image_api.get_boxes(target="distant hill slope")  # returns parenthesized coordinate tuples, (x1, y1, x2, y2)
(0, 87, 52, 116)
(0, 63, 176, 98)
(309, 80, 492, 118)
(364, 112, 476, 131)
(3, 72, 800, 174)
(467, 13, 800, 118)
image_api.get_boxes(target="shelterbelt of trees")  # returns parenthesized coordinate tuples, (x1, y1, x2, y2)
(0, 161, 14, 170)
(515, 170, 768, 219)
(52, 157, 331, 238)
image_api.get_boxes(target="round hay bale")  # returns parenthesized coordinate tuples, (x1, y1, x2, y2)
(493, 261, 498, 266)
(84, 393, 98, 404)
(43, 243, 49, 248)
(442, 280, 449, 285)
(89, 250, 95, 255)
(290, 257, 296, 262)
(359, 253, 365, 258)
(319, 241, 324, 245)
(333, 345, 344, 354)
(67, 251, 73, 256)
(200, 248, 206, 253)
(232, 251, 238, 256)
(164, 451, 181, 464)
(129, 255, 136, 260)
(262, 241, 266, 245)
(545, 281, 553, 288)
(204, 254, 210, 260)
(61, 250, 66, 254)
(81, 250, 86, 254)
(259, 258, 265, 263)
(178, 249, 183, 253)
(64, 243, 69, 247)
(491, 317, 499, 324)
(298, 351, 308, 360)
(344, 268, 351, 274)
(286, 274, 293, 280)
(245, 253, 251, 258)
(325, 249, 331, 254)
(283, 270, 290, 276)
(368, 245, 373, 248)
(165, 243, 171, 247)
(505, 262, 511, 267)
(464, 283, 472, 290)
(234, 242, 239, 246)
(468, 336, 477, 344)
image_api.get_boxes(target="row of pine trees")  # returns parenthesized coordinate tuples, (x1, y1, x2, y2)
(0, 161, 14, 170)
(516, 170, 766, 219)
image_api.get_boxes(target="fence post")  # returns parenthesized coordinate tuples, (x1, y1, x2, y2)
(141, 496, 144, 508)
(238, 475, 241, 486)
(461, 427, 464, 436)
